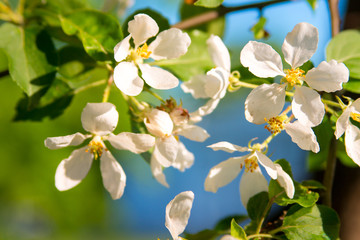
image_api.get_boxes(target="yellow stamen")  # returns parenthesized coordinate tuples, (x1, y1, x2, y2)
(86, 136, 105, 159)
(242, 156, 259, 173)
(264, 115, 288, 134)
(351, 112, 360, 123)
(136, 43, 152, 59)
(284, 68, 305, 86)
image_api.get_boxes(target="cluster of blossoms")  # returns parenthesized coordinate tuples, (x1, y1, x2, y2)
(44, 13, 356, 239)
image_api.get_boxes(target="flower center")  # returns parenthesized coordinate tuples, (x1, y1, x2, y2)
(86, 136, 105, 159)
(241, 156, 259, 173)
(350, 112, 360, 123)
(264, 115, 288, 134)
(284, 68, 305, 86)
(127, 43, 152, 65)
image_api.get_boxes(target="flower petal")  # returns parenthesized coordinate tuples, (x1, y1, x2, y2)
(55, 146, 93, 191)
(282, 22, 318, 68)
(108, 132, 155, 153)
(144, 109, 173, 138)
(254, 151, 277, 179)
(292, 86, 325, 127)
(204, 155, 248, 193)
(128, 14, 159, 47)
(207, 141, 249, 153)
(190, 98, 221, 123)
(305, 60, 349, 92)
(114, 61, 144, 96)
(176, 124, 209, 142)
(285, 121, 320, 153)
(172, 142, 194, 172)
(139, 64, 178, 90)
(114, 35, 131, 62)
(153, 136, 179, 167)
(245, 83, 286, 124)
(220, 235, 238, 240)
(345, 124, 360, 166)
(239, 168, 268, 207)
(335, 106, 351, 139)
(151, 154, 169, 187)
(275, 164, 295, 198)
(205, 67, 229, 99)
(45, 132, 87, 150)
(149, 28, 191, 60)
(207, 35, 231, 72)
(100, 150, 126, 200)
(240, 41, 284, 78)
(165, 191, 194, 240)
(81, 102, 119, 135)
(181, 74, 210, 99)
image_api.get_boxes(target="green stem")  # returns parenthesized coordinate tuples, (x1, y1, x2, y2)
(102, 75, 113, 102)
(144, 88, 165, 102)
(248, 233, 283, 240)
(72, 79, 107, 95)
(321, 136, 337, 207)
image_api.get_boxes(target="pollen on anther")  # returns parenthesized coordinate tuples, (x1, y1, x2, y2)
(284, 68, 305, 86)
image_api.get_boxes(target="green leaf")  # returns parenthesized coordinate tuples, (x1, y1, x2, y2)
(60, 9, 122, 61)
(180, 3, 225, 36)
(247, 192, 269, 222)
(0, 23, 56, 96)
(343, 77, 360, 94)
(282, 204, 340, 240)
(184, 229, 221, 240)
(156, 30, 214, 81)
(251, 17, 269, 40)
(326, 30, 360, 79)
(14, 79, 73, 121)
(194, 0, 223, 8)
(122, 8, 170, 38)
(301, 180, 326, 190)
(215, 215, 248, 231)
(269, 159, 319, 208)
(306, 0, 317, 10)
(231, 219, 248, 240)
(307, 116, 333, 171)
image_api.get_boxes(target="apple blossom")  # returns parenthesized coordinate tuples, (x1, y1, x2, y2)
(204, 141, 294, 207)
(113, 13, 191, 96)
(45, 102, 155, 199)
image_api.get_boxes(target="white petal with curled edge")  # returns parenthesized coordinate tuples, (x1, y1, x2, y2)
(205, 67, 229, 99)
(204, 155, 248, 193)
(345, 124, 360, 166)
(275, 164, 295, 198)
(245, 83, 286, 124)
(254, 151, 277, 179)
(153, 136, 179, 167)
(81, 102, 119, 136)
(240, 41, 285, 78)
(128, 14, 159, 47)
(145, 109, 173, 138)
(189, 98, 221, 123)
(165, 191, 194, 240)
(55, 146, 93, 191)
(108, 132, 155, 153)
(149, 28, 191, 60)
(207, 141, 249, 153)
(151, 154, 169, 187)
(282, 22, 318, 68)
(292, 86, 325, 127)
(239, 168, 268, 207)
(207, 35, 231, 72)
(176, 124, 209, 142)
(181, 74, 209, 99)
(114, 61, 144, 96)
(172, 142, 194, 172)
(100, 150, 126, 200)
(285, 121, 320, 153)
(335, 106, 351, 139)
(139, 64, 178, 90)
(114, 35, 131, 62)
(45, 132, 87, 149)
(305, 60, 349, 92)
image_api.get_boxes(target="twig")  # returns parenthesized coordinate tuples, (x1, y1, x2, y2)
(321, 136, 337, 207)
(328, 0, 340, 36)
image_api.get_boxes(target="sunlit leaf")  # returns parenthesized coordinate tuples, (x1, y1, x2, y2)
(194, 0, 223, 8)
(231, 219, 248, 240)
(306, 0, 317, 10)
(251, 17, 269, 40)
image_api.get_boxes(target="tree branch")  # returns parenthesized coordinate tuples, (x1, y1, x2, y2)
(328, 0, 340, 36)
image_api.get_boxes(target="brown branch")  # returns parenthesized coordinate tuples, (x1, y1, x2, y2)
(328, 0, 340, 36)
(172, 0, 290, 29)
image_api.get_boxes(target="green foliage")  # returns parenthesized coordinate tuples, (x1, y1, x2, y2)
(336, 139, 358, 167)
(60, 9, 123, 61)
(281, 204, 340, 240)
(215, 215, 248, 231)
(247, 192, 269, 223)
(251, 17, 269, 40)
(194, 0, 224, 8)
(342, 78, 360, 94)
(326, 30, 360, 79)
(156, 30, 214, 81)
(306, 0, 318, 10)
(0, 23, 56, 97)
(231, 219, 248, 240)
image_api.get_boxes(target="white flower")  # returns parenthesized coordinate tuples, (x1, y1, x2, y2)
(165, 191, 194, 240)
(113, 14, 191, 96)
(204, 141, 294, 207)
(241, 22, 349, 127)
(44, 102, 155, 199)
(181, 35, 231, 120)
(335, 98, 360, 166)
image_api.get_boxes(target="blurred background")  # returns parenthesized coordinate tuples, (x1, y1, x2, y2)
(0, 0, 357, 239)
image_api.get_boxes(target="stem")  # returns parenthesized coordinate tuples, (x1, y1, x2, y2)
(327, 0, 340, 37)
(172, 0, 290, 29)
(72, 79, 107, 95)
(321, 136, 337, 207)
(144, 88, 165, 102)
(102, 75, 114, 102)
(248, 233, 283, 240)
(322, 98, 341, 108)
